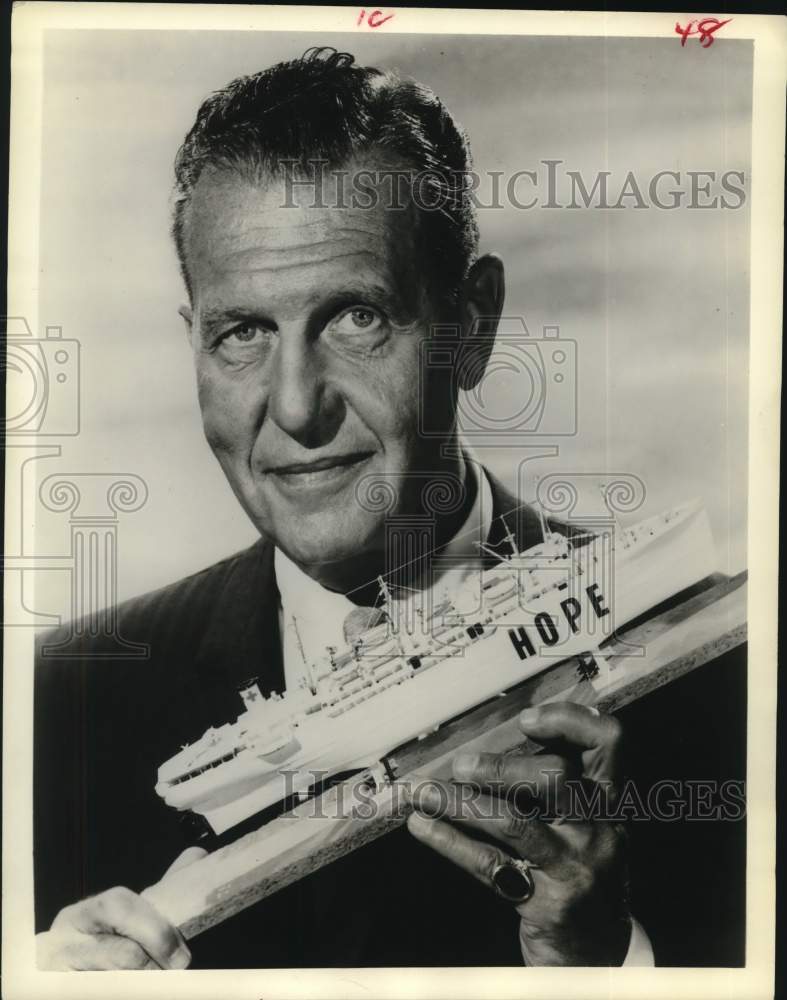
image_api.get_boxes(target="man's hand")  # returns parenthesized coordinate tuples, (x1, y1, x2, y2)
(407, 702, 631, 966)
(36, 846, 206, 970)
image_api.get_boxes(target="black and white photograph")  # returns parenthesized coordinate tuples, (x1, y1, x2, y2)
(3, 5, 783, 999)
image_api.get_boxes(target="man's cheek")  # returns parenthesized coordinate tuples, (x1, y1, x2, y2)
(371, 366, 423, 436)
(196, 369, 259, 452)
(198, 390, 245, 460)
(195, 368, 218, 422)
(201, 412, 230, 458)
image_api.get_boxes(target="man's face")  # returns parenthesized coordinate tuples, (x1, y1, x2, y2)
(181, 161, 454, 570)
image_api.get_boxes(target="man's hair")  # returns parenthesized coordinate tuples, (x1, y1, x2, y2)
(172, 47, 479, 306)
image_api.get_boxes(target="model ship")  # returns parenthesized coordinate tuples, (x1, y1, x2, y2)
(155, 498, 716, 834)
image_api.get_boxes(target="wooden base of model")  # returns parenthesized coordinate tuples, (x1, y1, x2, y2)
(143, 570, 747, 940)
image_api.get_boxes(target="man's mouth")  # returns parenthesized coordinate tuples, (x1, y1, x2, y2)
(269, 452, 375, 476)
(266, 451, 376, 491)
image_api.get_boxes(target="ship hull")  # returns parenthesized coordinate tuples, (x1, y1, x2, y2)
(158, 502, 717, 834)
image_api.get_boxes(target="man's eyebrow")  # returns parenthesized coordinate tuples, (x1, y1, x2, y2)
(197, 283, 412, 333)
(196, 306, 269, 338)
(327, 283, 400, 310)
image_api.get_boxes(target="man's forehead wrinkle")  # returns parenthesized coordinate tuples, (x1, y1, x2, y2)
(192, 256, 406, 322)
(221, 218, 383, 236)
(186, 166, 427, 318)
(210, 250, 388, 278)
(190, 181, 387, 237)
(211, 224, 384, 258)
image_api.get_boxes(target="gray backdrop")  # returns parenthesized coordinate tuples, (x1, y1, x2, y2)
(35, 30, 751, 613)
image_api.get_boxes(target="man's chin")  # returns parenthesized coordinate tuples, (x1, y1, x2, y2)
(268, 515, 384, 578)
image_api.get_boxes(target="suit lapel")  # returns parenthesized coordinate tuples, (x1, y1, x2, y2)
(484, 471, 546, 556)
(193, 537, 285, 700)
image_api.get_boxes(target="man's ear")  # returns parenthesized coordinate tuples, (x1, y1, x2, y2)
(178, 303, 193, 343)
(456, 253, 505, 391)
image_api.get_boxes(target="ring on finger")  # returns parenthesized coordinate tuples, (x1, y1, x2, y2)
(490, 857, 536, 905)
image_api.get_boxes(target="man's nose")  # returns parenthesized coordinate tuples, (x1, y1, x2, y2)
(267, 335, 343, 448)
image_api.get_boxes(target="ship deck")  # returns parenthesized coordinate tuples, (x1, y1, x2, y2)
(143, 569, 747, 940)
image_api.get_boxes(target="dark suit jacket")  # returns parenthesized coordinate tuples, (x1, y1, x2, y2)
(34, 476, 746, 967)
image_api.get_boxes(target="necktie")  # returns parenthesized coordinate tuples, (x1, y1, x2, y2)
(342, 604, 387, 645)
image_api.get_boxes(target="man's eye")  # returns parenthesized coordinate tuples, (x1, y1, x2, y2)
(224, 323, 269, 344)
(331, 307, 382, 335)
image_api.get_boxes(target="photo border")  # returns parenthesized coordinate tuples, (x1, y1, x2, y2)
(4, 5, 784, 999)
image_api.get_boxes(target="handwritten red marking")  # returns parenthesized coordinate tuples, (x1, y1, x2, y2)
(368, 10, 394, 27)
(357, 9, 394, 28)
(675, 17, 732, 48)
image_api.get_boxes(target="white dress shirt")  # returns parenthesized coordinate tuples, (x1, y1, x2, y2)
(273, 460, 653, 967)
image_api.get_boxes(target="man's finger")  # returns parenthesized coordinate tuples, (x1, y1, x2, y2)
(37, 931, 159, 970)
(452, 750, 575, 814)
(518, 702, 622, 784)
(407, 811, 512, 890)
(79, 934, 160, 970)
(413, 783, 564, 869)
(64, 887, 191, 969)
(518, 702, 618, 748)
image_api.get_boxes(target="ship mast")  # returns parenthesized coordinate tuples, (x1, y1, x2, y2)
(531, 476, 552, 544)
(536, 502, 550, 543)
(500, 514, 519, 556)
(290, 615, 317, 694)
(599, 485, 631, 550)
(376, 575, 392, 603)
(376, 576, 398, 634)
(476, 513, 519, 561)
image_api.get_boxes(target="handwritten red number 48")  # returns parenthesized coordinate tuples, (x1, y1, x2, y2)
(675, 17, 732, 47)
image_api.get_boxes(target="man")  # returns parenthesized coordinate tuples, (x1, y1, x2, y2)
(34, 47, 740, 971)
